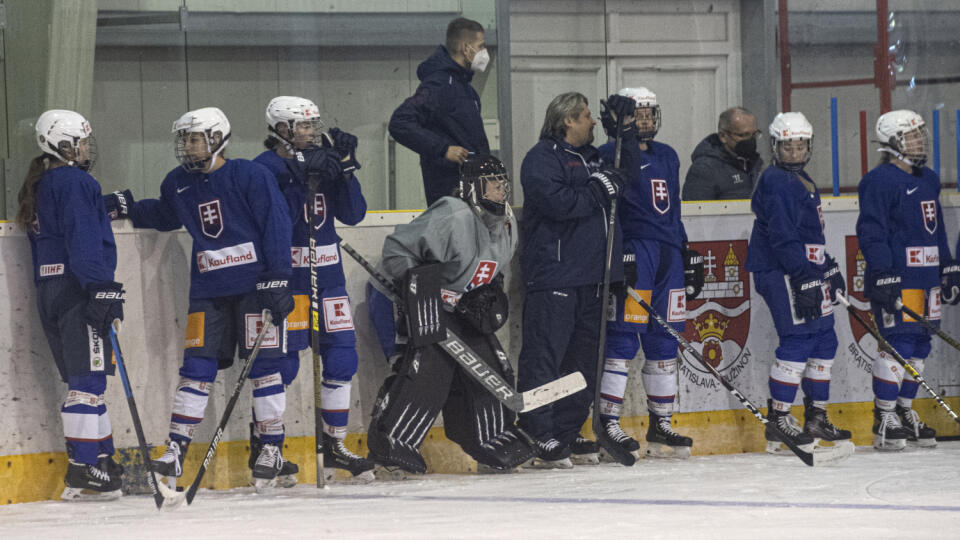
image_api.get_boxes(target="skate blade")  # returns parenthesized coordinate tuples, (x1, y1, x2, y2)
(765, 440, 815, 455)
(645, 443, 691, 459)
(373, 464, 418, 481)
(253, 477, 278, 492)
(906, 438, 938, 448)
(529, 457, 573, 470)
(598, 448, 640, 464)
(61, 487, 122, 502)
(570, 452, 600, 466)
(872, 435, 906, 452)
(812, 440, 855, 465)
(275, 473, 298, 488)
(323, 468, 376, 484)
(477, 464, 520, 474)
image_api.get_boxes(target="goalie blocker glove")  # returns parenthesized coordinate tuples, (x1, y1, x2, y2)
(940, 260, 960, 305)
(587, 168, 624, 206)
(103, 190, 134, 220)
(866, 271, 902, 313)
(256, 276, 295, 322)
(823, 255, 846, 304)
(85, 281, 125, 333)
(684, 248, 704, 301)
(789, 273, 823, 320)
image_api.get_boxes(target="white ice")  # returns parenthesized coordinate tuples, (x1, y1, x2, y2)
(3, 442, 959, 539)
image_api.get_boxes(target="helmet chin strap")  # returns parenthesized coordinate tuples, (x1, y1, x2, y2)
(877, 146, 918, 167)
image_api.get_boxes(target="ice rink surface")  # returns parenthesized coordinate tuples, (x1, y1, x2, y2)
(3, 442, 959, 539)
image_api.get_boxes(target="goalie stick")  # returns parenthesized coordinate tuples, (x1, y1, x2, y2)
(340, 242, 586, 413)
(896, 301, 960, 355)
(837, 294, 960, 425)
(624, 287, 849, 466)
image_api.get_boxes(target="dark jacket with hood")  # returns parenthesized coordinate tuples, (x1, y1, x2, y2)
(681, 133, 763, 201)
(389, 45, 490, 206)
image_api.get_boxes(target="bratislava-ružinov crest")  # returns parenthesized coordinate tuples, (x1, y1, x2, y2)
(845, 235, 877, 374)
(679, 240, 752, 389)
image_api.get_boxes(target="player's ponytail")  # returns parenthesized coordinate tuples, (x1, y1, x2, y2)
(16, 154, 50, 230)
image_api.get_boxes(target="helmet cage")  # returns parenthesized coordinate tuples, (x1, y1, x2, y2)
(634, 104, 661, 142)
(885, 126, 929, 168)
(459, 156, 511, 216)
(770, 136, 813, 172)
(269, 117, 325, 150)
(174, 128, 229, 172)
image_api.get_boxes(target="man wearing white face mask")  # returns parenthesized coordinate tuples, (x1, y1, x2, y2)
(389, 17, 492, 205)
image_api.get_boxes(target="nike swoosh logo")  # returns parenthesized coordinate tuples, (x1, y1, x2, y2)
(906, 187, 919, 195)
(640, 163, 652, 170)
(177, 185, 191, 193)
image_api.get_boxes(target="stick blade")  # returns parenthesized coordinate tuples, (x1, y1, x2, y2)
(520, 372, 587, 413)
(153, 472, 186, 510)
(812, 440, 855, 466)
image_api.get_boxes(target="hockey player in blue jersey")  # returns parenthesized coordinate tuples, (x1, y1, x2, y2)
(104, 107, 295, 489)
(596, 88, 702, 462)
(746, 112, 852, 455)
(253, 96, 374, 482)
(18, 110, 125, 500)
(856, 109, 960, 451)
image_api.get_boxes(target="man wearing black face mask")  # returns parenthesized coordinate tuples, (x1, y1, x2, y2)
(682, 107, 764, 201)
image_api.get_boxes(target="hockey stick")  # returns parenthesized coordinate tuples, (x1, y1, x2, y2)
(184, 310, 274, 505)
(591, 110, 637, 466)
(837, 294, 960, 425)
(108, 320, 172, 510)
(340, 242, 586, 413)
(625, 287, 817, 466)
(304, 171, 325, 489)
(896, 301, 960, 354)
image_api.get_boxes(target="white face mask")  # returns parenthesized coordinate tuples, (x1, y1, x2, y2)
(469, 46, 490, 72)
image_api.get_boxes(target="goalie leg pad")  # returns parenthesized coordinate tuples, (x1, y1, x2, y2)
(403, 264, 446, 348)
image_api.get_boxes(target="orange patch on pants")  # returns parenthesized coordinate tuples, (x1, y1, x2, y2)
(287, 294, 309, 331)
(901, 289, 924, 323)
(625, 289, 652, 324)
(184, 312, 205, 349)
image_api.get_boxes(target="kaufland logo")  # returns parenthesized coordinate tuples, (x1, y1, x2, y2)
(197, 242, 258, 273)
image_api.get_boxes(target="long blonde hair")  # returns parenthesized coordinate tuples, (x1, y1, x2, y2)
(16, 155, 52, 230)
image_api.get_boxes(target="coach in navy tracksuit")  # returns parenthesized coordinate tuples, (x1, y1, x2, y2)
(389, 17, 491, 205)
(517, 92, 626, 466)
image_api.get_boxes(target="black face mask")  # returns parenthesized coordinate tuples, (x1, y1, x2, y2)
(733, 137, 758, 160)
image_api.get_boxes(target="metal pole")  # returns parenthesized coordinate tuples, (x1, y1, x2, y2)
(859, 110, 868, 177)
(831, 97, 840, 196)
(932, 108, 940, 177)
(778, 0, 791, 112)
(876, 0, 892, 113)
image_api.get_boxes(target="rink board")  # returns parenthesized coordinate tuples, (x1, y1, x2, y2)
(3, 198, 960, 503)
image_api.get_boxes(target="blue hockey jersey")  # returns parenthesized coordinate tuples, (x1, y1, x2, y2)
(597, 139, 687, 247)
(129, 159, 292, 299)
(253, 149, 367, 293)
(856, 163, 951, 289)
(745, 165, 827, 280)
(27, 166, 117, 287)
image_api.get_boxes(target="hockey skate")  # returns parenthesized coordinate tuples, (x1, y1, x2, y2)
(251, 444, 285, 492)
(152, 439, 187, 491)
(323, 433, 375, 483)
(597, 419, 639, 466)
(873, 407, 910, 451)
(570, 436, 600, 465)
(249, 424, 299, 488)
(528, 438, 573, 469)
(61, 460, 123, 501)
(646, 414, 693, 459)
(896, 405, 937, 448)
(476, 428, 537, 473)
(765, 401, 815, 455)
(803, 399, 852, 444)
(367, 428, 427, 478)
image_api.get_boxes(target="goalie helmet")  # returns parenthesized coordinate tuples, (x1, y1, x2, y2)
(876, 109, 927, 168)
(35, 109, 96, 171)
(459, 155, 510, 216)
(266, 96, 325, 150)
(768, 112, 813, 172)
(172, 107, 231, 172)
(617, 87, 660, 141)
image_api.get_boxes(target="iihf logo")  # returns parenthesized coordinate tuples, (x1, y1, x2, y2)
(199, 200, 224, 238)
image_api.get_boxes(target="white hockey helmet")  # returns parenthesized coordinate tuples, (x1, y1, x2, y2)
(768, 112, 813, 172)
(265, 96, 325, 150)
(876, 109, 927, 167)
(172, 107, 231, 172)
(617, 86, 660, 141)
(35, 109, 96, 171)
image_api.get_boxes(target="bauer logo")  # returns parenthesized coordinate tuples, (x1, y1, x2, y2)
(679, 240, 752, 390)
(323, 296, 354, 332)
(844, 235, 877, 374)
(198, 199, 224, 238)
(650, 178, 670, 215)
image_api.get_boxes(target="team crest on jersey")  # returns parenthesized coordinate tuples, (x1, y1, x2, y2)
(465, 260, 498, 292)
(650, 178, 670, 215)
(313, 193, 327, 230)
(679, 240, 752, 389)
(199, 200, 224, 238)
(844, 235, 879, 372)
(921, 200, 937, 234)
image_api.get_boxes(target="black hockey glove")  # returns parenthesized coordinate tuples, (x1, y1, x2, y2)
(684, 248, 704, 301)
(328, 127, 361, 174)
(823, 255, 846, 304)
(456, 273, 509, 334)
(587, 168, 625, 206)
(103, 190, 134, 220)
(256, 276, 295, 322)
(84, 281, 125, 334)
(599, 94, 636, 139)
(789, 274, 823, 321)
(941, 260, 960, 306)
(866, 270, 902, 313)
(289, 146, 342, 190)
